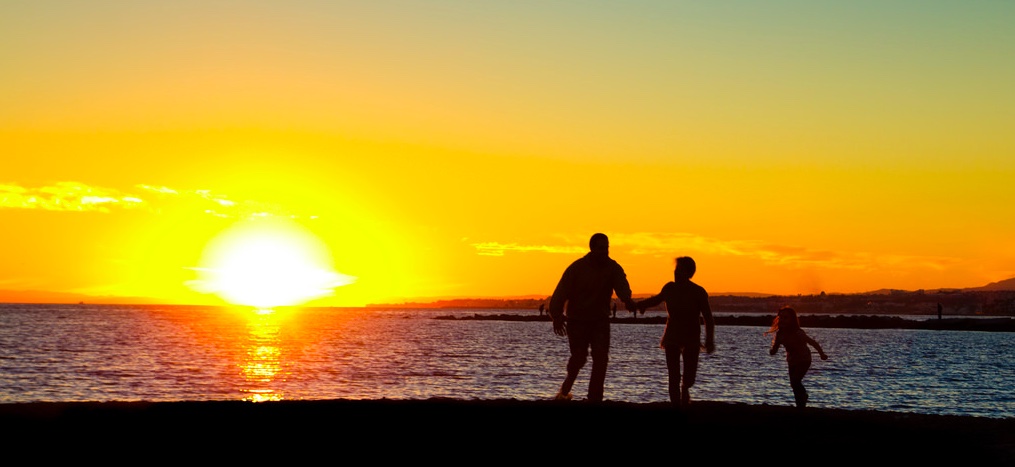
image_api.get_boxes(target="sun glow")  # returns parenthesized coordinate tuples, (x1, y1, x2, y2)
(189, 218, 356, 309)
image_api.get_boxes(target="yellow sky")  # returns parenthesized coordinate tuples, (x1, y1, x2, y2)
(2, 2, 1013, 307)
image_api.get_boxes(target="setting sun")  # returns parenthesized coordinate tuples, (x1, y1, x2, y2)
(188, 218, 356, 309)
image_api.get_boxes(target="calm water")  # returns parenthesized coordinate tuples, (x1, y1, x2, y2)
(0, 304, 1012, 418)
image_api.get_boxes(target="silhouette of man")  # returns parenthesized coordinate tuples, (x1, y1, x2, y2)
(636, 256, 715, 407)
(548, 233, 637, 402)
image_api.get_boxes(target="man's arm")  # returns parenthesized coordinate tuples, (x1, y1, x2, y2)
(547, 266, 571, 320)
(612, 263, 638, 311)
(548, 266, 571, 336)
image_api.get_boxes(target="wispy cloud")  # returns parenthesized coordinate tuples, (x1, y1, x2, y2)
(472, 242, 586, 256)
(470, 232, 749, 259)
(1, 182, 307, 220)
(617, 232, 960, 272)
(0, 182, 144, 213)
(472, 232, 960, 272)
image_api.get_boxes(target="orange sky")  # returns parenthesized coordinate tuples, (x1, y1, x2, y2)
(2, 2, 1013, 307)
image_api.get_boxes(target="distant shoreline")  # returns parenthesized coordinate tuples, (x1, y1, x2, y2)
(372, 288, 1015, 317)
(435, 313, 1015, 332)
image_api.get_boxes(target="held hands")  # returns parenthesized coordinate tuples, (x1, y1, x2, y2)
(819, 352, 828, 360)
(624, 299, 648, 315)
(623, 299, 638, 314)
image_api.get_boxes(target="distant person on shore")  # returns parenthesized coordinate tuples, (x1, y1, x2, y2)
(539, 303, 545, 316)
(548, 233, 637, 402)
(767, 306, 828, 409)
(635, 256, 715, 407)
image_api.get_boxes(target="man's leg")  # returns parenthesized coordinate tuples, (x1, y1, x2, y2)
(586, 320, 611, 402)
(558, 321, 590, 399)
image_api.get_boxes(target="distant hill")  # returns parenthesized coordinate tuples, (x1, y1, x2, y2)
(710, 292, 777, 298)
(859, 277, 1015, 295)
(0, 289, 156, 305)
(972, 277, 1015, 291)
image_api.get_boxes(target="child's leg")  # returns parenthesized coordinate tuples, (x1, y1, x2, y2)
(788, 361, 811, 408)
(790, 375, 807, 408)
(664, 346, 682, 405)
(681, 346, 700, 405)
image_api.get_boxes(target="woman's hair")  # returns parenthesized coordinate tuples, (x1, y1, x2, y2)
(765, 306, 800, 335)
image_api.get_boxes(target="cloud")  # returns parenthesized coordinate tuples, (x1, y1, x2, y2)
(0, 182, 145, 213)
(1, 182, 308, 220)
(615, 232, 960, 272)
(471, 242, 586, 256)
(471, 231, 960, 272)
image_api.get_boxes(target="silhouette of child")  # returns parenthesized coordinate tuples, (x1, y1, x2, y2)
(636, 256, 714, 407)
(766, 306, 828, 408)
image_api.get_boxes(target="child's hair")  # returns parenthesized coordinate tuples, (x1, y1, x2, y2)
(674, 256, 696, 279)
(765, 306, 800, 335)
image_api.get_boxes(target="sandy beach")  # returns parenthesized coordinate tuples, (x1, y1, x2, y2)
(1, 398, 1011, 463)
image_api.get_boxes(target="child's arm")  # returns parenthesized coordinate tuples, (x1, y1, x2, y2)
(769, 334, 781, 355)
(804, 333, 828, 360)
(635, 288, 666, 313)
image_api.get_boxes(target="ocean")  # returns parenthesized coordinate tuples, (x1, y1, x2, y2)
(0, 303, 1012, 418)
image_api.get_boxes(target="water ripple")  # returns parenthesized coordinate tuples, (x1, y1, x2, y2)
(0, 305, 1012, 417)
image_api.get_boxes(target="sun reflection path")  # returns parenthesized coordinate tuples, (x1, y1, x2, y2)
(240, 308, 287, 402)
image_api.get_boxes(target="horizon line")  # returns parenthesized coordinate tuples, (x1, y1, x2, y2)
(2, 284, 1012, 308)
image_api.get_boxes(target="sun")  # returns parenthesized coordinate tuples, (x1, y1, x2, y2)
(189, 218, 356, 309)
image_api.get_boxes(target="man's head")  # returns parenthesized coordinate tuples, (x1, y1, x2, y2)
(589, 233, 610, 258)
(674, 256, 696, 280)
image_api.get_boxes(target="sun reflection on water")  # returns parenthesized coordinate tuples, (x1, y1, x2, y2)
(240, 308, 287, 402)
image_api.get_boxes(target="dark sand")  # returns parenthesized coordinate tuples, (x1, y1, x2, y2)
(1, 399, 1011, 463)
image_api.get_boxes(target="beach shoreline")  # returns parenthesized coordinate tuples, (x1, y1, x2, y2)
(2, 398, 1011, 462)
